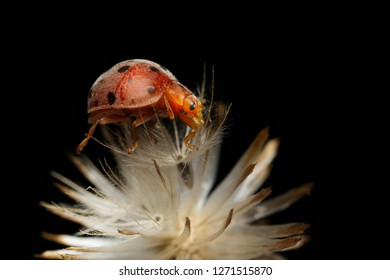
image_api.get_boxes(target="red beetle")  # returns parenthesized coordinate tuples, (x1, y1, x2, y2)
(76, 59, 205, 154)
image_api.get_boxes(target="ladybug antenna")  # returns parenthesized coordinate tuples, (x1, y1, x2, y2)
(200, 62, 207, 100)
(206, 64, 215, 123)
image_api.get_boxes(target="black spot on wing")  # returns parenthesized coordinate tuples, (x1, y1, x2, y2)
(107, 91, 116, 105)
(150, 66, 160, 72)
(118, 65, 131, 73)
(147, 86, 155, 94)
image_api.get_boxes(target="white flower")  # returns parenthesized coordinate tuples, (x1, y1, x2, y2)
(39, 102, 313, 260)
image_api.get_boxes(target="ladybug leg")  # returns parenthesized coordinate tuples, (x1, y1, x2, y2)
(132, 112, 156, 127)
(76, 116, 125, 154)
(127, 112, 156, 154)
(127, 124, 139, 154)
(76, 119, 104, 154)
(183, 129, 199, 151)
(163, 96, 175, 120)
(76, 122, 97, 154)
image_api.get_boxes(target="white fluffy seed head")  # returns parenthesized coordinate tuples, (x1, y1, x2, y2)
(39, 94, 312, 260)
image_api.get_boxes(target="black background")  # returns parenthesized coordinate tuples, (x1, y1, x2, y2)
(2, 10, 386, 260)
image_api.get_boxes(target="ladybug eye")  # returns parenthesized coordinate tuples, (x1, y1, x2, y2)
(189, 101, 196, 110)
(183, 96, 198, 112)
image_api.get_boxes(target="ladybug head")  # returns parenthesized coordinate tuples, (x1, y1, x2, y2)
(179, 94, 205, 130)
(165, 82, 205, 130)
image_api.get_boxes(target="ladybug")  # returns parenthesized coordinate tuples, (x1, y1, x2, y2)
(76, 59, 205, 154)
